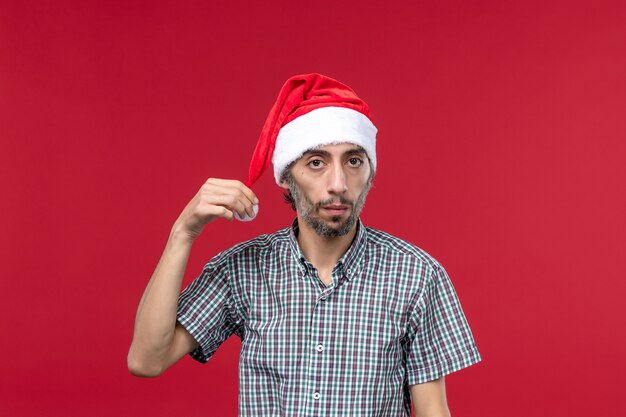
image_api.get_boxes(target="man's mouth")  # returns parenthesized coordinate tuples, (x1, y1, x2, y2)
(321, 204, 350, 215)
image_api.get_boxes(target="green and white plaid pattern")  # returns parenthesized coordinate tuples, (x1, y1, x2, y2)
(177, 220, 481, 416)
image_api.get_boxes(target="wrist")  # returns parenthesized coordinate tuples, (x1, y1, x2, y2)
(168, 224, 197, 246)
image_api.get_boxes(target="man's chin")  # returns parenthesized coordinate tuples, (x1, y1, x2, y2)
(304, 214, 357, 238)
(321, 214, 351, 229)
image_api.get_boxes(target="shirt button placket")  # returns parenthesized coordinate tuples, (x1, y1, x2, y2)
(307, 289, 329, 414)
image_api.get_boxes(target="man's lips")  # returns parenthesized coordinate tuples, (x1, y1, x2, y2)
(321, 205, 350, 214)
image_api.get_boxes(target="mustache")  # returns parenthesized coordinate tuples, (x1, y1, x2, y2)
(315, 196, 354, 209)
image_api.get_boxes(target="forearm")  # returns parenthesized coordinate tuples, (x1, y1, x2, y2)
(128, 227, 193, 371)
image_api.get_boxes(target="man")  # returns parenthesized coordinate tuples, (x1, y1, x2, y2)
(128, 73, 481, 416)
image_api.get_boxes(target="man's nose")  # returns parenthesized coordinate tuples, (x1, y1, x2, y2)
(327, 163, 348, 194)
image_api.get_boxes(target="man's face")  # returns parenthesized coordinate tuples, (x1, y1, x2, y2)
(281, 143, 374, 237)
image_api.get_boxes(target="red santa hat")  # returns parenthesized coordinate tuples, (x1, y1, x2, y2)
(233, 73, 377, 221)
(245, 73, 378, 187)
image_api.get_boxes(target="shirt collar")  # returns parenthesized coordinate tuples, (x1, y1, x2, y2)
(288, 217, 368, 282)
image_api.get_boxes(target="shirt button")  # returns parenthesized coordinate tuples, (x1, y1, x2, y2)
(316, 344, 324, 352)
(313, 392, 321, 400)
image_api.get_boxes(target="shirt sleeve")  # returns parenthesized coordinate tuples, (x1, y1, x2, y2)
(405, 263, 482, 385)
(176, 256, 242, 363)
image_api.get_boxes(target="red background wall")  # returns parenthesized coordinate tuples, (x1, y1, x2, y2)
(1, 1, 625, 416)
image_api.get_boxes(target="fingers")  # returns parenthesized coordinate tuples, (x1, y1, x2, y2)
(205, 178, 258, 205)
(195, 203, 234, 222)
(174, 178, 256, 239)
(201, 178, 258, 218)
(201, 193, 252, 219)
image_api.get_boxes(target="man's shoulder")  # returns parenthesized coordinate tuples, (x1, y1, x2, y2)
(231, 226, 291, 252)
(204, 226, 291, 268)
(364, 225, 442, 271)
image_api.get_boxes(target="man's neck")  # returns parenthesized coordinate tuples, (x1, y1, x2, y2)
(295, 215, 358, 274)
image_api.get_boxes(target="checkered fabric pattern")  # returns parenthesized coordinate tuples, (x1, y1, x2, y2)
(177, 219, 481, 416)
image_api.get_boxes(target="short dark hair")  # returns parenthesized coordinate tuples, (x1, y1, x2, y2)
(281, 162, 298, 211)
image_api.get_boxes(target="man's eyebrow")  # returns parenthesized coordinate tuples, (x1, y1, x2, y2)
(302, 149, 331, 157)
(344, 147, 367, 155)
(301, 146, 367, 158)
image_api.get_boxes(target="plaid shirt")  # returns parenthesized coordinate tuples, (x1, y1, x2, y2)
(177, 219, 481, 416)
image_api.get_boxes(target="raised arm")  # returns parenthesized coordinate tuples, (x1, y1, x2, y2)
(127, 178, 257, 377)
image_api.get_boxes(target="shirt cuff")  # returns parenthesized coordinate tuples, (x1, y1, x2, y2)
(407, 346, 482, 385)
(176, 312, 211, 364)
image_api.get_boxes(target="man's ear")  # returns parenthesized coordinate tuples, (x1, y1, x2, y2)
(279, 178, 289, 190)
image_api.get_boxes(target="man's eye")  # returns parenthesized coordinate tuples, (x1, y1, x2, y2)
(348, 158, 363, 167)
(308, 159, 324, 168)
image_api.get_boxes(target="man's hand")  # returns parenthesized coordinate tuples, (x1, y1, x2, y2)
(172, 178, 258, 240)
